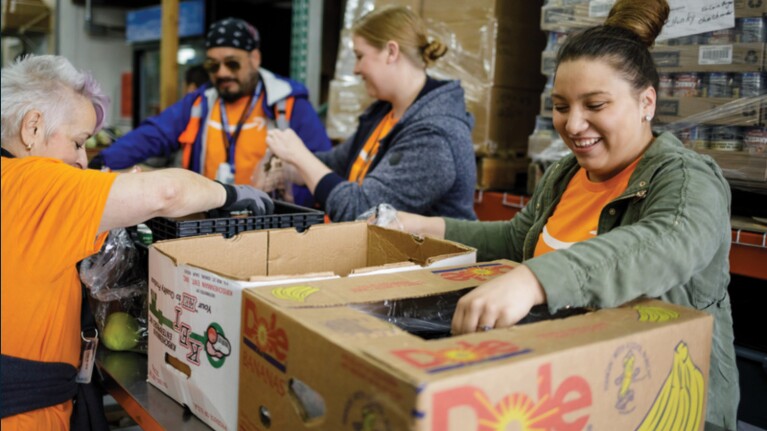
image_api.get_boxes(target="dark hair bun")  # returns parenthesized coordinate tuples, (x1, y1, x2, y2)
(605, 0, 670, 47)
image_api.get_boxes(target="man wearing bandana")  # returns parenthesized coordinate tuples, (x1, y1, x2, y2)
(92, 18, 331, 206)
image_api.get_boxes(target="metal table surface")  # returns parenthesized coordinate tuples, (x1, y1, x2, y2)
(96, 348, 211, 431)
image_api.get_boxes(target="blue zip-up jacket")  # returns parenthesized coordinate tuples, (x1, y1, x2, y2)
(314, 78, 477, 222)
(97, 68, 331, 207)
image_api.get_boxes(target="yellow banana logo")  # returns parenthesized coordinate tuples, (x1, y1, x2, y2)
(616, 353, 637, 411)
(271, 285, 319, 302)
(635, 341, 705, 431)
(634, 305, 680, 323)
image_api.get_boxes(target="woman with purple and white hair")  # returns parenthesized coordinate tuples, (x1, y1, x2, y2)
(1, 55, 272, 430)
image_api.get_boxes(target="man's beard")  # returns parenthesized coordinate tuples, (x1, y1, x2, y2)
(217, 73, 259, 103)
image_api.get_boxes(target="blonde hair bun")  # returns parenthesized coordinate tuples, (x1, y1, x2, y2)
(422, 40, 448, 66)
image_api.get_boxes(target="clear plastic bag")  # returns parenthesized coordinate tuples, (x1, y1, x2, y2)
(356, 203, 403, 230)
(80, 228, 148, 352)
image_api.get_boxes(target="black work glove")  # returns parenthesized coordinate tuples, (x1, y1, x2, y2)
(87, 153, 104, 170)
(217, 182, 275, 216)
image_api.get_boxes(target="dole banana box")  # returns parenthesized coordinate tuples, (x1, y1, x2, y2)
(239, 260, 713, 431)
(147, 222, 475, 431)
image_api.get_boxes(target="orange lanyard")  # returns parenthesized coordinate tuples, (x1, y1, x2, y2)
(348, 111, 395, 184)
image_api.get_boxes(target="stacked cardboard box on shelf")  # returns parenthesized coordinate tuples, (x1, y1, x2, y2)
(531, 0, 767, 191)
(326, 0, 547, 190)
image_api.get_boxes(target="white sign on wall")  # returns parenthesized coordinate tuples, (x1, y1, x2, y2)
(657, 0, 736, 41)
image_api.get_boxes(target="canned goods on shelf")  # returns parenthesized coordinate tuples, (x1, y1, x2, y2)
(659, 73, 674, 97)
(703, 28, 736, 44)
(709, 126, 741, 141)
(737, 17, 766, 43)
(741, 72, 765, 97)
(677, 126, 709, 150)
(673, 73, 702, 97)
(707, 72, 733, 98)
(668, 34, 700, 45)
(744, 127, 767, 154)
(709, 140, 743, 151)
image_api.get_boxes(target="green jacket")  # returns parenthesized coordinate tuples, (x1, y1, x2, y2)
(446, 132, 738, 429)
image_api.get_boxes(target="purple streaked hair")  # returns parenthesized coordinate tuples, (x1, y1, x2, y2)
(1, 54, 110, 143)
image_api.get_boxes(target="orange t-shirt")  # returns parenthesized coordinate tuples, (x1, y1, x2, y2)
(348, 111, 396, 184)
(534, 158, 641, 257)
(1, 156, 116, 430)
(204, 93, 268, 184)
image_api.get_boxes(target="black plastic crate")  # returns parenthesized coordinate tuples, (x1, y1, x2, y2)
(145, 201, 324, 241)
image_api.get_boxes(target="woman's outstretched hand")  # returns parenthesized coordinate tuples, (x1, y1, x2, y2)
(451, 265, 547, 335)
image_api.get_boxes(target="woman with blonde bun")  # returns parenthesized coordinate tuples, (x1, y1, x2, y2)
(260, 6, 477, 222)
(389, 0, 739, 428)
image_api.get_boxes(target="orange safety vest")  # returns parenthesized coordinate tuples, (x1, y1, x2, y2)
(177, 95, 295, 172)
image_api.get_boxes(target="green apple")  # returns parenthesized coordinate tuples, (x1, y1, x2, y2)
(85, 136, 98, 149)
(95, 130, 111, 146)
(102, 312, 140, 351)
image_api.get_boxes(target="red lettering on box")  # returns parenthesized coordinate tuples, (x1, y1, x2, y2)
(243, 298, 289, 371)
(393, 340, 528, 372)
(432, 363, 592, 430)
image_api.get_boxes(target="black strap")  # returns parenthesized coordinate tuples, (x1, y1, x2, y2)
(80, 283, 97, 339)
(70, 283, 109, 431)
(0, 283, 104, 428)
(0, 355, 78, 418)
(1, 147, 16, 158)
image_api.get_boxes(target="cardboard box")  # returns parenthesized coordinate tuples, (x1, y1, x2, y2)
(326, 78, 374, 140)
(656, 96, 761, 126)
(653, 43, 766, 73)
(422, 0, 540, 23)
(239, 260, 713, 430)
(427, 14, 546, 90)
(147, 222, 476, 431)
(734, 0, 767, 17)
(340, 0, 423, 28)
(469, 86, 541, 157)
(476, 156, 530, 190)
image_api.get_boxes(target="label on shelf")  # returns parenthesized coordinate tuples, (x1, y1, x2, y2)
(699, 45, 734, 65)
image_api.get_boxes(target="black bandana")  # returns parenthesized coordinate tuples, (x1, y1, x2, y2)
(205, 18, 260, 51)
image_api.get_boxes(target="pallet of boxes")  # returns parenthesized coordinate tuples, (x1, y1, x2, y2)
(326, 0, 547, 192)
(652, 1, 767, 191)
(530, 0, 767, 193)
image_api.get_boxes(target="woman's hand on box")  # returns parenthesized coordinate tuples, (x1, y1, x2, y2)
(451, 265, 547, 334)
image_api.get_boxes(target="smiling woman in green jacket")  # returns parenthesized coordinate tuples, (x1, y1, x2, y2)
(389, 0, 739, 429)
